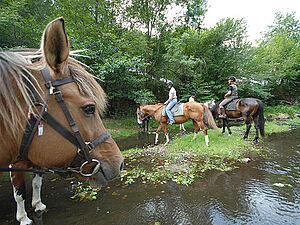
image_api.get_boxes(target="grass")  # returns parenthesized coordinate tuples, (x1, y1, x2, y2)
(120, 119, 296, 186)
(102, 117, 138, 139)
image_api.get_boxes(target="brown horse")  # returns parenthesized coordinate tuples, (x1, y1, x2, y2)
(137, 102, 220, 146)
(0, 18, 124, 225)
(209, 98, 265, 141)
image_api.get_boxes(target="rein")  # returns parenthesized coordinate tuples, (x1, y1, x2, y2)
(0, 66, 110, 177)
(139, 104, 164, 121)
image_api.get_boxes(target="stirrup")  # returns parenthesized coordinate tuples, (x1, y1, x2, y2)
(219, 114, 226, 118)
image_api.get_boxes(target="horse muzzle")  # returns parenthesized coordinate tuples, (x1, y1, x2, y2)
(137, 115, 143, 124)
(89, 159, 124, 188)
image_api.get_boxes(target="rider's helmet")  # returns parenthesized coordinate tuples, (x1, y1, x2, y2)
(191, 92, 196, 96)
(166, 80, 173, 86)
(228, 76, 236, 82)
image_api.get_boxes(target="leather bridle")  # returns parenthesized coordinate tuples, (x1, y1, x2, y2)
(138, 104, 164, 122)
(3, 66, 111, 177)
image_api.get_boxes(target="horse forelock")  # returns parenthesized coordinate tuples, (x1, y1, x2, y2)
(68, 58, 107, 115)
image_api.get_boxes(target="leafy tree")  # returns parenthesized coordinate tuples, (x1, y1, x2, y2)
(176, 0, 208, 29)
(163, 18, 251, 102)
(0, 0, 54, 48)
(251, 12, 300, 104)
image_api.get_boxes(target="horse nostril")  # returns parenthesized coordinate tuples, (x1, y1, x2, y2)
(120, 160, 124, 171)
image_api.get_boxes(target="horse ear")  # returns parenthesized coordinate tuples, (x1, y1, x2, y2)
(42, 17, 69, 73)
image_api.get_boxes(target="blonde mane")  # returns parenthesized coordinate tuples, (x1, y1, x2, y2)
(0, 50, 107, 142)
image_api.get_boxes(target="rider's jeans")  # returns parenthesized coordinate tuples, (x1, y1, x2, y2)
(166, 98, 177, 122)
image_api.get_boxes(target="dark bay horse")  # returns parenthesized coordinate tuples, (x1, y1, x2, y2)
(0, 18, 123, 224)
(210, 98, 265, 141)
(137, 102, 220, 146)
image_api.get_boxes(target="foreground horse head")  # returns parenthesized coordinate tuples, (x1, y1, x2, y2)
(0, 18, 123, 224)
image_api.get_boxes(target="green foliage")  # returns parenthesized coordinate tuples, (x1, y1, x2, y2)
(134, 89, 157, 104)
(96, 53, 148, 114)
(0, 0, 55, 48)
(264, 105, 300, 118)
(163, 18, 250, 101)
(1, 1, 298, 112)
(70, 182, 101, 201)
(249, 12, 300, 103)
(180, 0, 208, 29)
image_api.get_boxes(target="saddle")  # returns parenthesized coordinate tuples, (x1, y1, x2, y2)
(162, 102, 184, 117)
(224, 98, 239, 111)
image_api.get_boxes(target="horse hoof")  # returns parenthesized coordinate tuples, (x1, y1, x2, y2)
(20, 218, 33, 225)
(228, 134, 231, 136)
(34, 202, 46, 212)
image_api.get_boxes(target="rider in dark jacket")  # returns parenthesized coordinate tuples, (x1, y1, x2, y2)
(219, 76, 238, 118)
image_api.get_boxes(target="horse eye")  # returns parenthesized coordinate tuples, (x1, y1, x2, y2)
(82, 104, 96, 115)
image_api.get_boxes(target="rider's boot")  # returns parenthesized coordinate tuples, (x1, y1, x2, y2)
(219, 108, 227, 118)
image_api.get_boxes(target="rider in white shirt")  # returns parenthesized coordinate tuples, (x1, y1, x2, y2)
(189, 92, 196, 102)
(164, 81, 177, 124)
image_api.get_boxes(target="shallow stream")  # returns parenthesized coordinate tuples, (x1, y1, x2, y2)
(0, 128, 299, 225)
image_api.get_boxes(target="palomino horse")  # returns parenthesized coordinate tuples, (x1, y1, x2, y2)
(137, 102, 220, 146)
(0, 18, 124, 225)
(209, 98, 265, 141)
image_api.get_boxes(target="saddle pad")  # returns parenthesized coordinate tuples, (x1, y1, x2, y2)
(162, 103, 184, 117)
(225, 99, 238, 111)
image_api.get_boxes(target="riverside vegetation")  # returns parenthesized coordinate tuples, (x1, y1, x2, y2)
(110, 105, 300, 187)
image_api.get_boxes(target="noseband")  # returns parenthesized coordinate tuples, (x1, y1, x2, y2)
(138, 108, 150, 121)
(18, 66, 110, 177)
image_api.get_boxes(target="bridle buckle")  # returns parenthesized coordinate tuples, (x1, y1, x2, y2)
(79, 159, 101, 177)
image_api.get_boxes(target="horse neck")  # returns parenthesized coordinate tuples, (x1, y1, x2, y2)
(143, 104, 162, 118)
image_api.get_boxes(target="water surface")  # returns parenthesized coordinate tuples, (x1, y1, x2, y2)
(0, 128, 299, 225)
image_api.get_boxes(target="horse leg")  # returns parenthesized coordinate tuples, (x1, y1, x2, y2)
(155, 124, 163, 144)
(142, 120, 146, 133)
(253, 115, 259, 142)
(243, 116, 252, 139)
(180, 124, 186, 132)
(163, 124, 169, 146)
(10, 162, 32, 225)
(32, 173, 46, 212)
(199, 121, 209, 146)
(224, 118, 232, 136)
(146, 119, 149, 132)
(222, 118, 226, 133)
(192, 120, 200, 141)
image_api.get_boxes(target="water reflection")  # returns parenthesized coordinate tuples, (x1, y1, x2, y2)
(0, 129, 299, 225)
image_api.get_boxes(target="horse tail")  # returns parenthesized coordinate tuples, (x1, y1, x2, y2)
(256, 100, 266, 138)
(202, 104, 221, 133)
